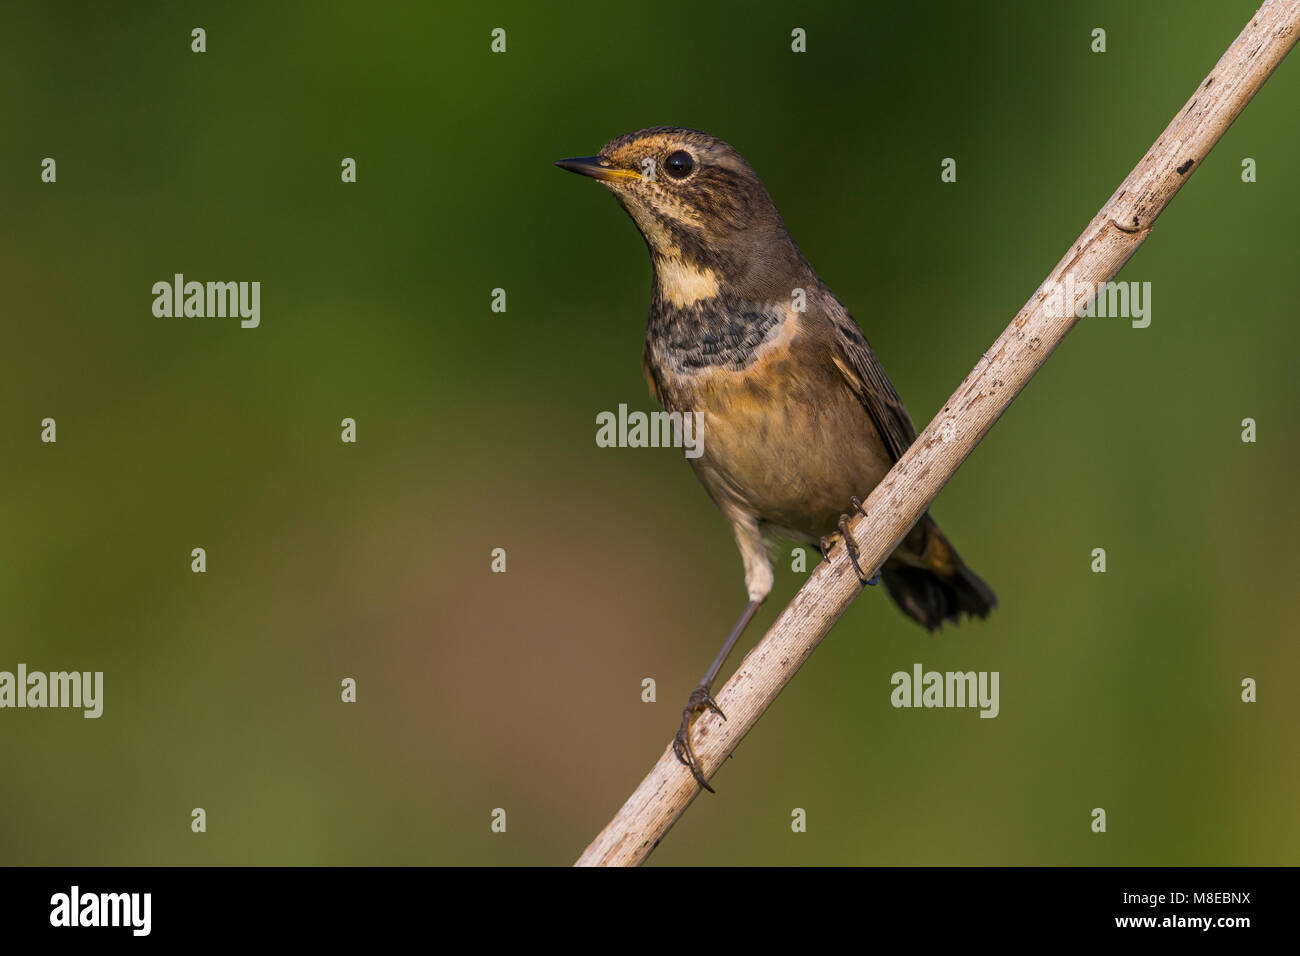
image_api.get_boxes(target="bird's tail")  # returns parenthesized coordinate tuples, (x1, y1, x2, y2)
(881, 516, 996, 631)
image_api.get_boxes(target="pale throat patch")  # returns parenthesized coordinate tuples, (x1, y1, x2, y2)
(654, 256, 720, 307)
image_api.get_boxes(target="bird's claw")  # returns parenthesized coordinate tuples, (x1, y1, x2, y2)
(821, 502, 880, 586)
(837, 514, 878, 586)
(673, 686, 726, 793)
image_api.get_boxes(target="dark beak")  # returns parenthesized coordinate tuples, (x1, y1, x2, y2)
(553, 155, 641, 182)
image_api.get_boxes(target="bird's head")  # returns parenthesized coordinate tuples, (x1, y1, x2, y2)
(556, 127, 807, 304)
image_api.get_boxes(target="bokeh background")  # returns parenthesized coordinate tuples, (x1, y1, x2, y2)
(2, 0, 1297, 866)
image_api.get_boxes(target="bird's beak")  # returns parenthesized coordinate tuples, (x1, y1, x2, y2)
(553, 155, 641, 182)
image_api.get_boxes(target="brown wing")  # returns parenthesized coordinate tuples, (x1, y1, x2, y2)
(821, 299, 917, 463)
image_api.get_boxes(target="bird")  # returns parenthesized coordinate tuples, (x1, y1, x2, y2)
(556, 128, 996, 791)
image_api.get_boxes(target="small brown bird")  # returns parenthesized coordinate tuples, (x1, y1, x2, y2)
(557, 128, 996, 791)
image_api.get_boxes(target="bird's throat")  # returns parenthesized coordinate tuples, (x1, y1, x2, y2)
(653, 256, 722, 309)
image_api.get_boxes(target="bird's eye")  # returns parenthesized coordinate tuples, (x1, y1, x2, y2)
(664, 150, 695, 179)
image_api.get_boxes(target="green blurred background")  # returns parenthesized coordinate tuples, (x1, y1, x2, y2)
(2, 0, 1297, 866)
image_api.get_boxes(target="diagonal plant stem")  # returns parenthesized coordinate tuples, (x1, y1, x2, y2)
(576, 0, 1300, 867)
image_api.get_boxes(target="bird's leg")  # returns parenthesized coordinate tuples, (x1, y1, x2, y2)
(673, 599, 761, 793)
(820, 498, 880, 587)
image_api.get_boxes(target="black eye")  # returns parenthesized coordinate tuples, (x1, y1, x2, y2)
(665, 150, 695, 179)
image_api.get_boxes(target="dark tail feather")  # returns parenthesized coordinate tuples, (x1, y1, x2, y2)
(881, 520, 996, 631)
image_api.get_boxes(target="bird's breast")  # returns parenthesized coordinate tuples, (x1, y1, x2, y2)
(645, 307, 893, 539)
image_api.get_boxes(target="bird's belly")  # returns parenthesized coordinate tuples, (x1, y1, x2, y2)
(659, 352, 894, 541)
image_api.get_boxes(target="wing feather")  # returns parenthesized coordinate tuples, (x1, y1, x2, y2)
(822, 299, 917, 463)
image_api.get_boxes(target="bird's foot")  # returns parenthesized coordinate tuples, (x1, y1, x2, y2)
(820, 498, 879, 586)
(672, 685, 726, 793)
